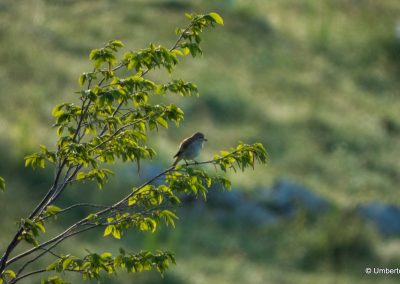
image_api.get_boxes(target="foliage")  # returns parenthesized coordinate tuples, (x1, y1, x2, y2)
(0, 177, 5, 192)
(0, 12, 266, 284)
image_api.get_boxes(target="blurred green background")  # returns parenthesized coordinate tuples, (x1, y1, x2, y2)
(1, 0, 400, 283)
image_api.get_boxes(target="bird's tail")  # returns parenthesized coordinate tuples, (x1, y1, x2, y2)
(172, 156, 181, 167)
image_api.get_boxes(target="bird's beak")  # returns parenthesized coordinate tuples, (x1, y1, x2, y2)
(204, 138, 208, 141)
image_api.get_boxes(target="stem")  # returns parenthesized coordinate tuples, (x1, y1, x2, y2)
(11, 268, 83, 284)
(14, 247, 58, 281)
(36, 203, 108, 223)
(0, 161, 67, 273)
(7, 222, 97, 267)
(47, 165, 82, 206)
(10, 269, 47, 284)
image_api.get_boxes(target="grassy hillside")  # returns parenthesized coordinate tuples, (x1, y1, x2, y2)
(0, 0, 399, 283)
(1, 0, 399, 202)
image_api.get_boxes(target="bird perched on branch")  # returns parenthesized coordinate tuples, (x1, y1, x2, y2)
(172, 132, 207, 167)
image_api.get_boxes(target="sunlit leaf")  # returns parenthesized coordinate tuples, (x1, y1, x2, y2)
(4, 270, 16, 279)
(104, 225, 114, 237)
(209, 12, 224, 25)
(112, 227, 121, 239)
(0, 177, 5, 192)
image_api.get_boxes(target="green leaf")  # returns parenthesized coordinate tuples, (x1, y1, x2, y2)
(89, 48, 100, 60)
(110, 40, 124, 48)
(46, 259, 60, 271)
(209, 12, 224, 25)
(51, 104, 66, 117)
(171, 49, 184, 56)
(182, 47, 190, 55)
(128, 195, 137, 206)
(104, 225, 114, 237)
(39, 158, 45, 168)
(101, 252, 112, 258)
(62, 258, 73, 270)
(78, 74, 86, 87)
(46, 205, 62, 215)
(112, 227, 121, 239)
(185, 13, 193, 20)
(156, 117, 168, 129)
(4, 269, 16, 279)
(21, 230, 39, 246)
(86, 213, 97, 221)
(36, 221, 46, 233)
(161, 210, 178, 228)
(0, 176, 5, 191)
(41, 275, 68, 284)
(76, 172, 87, 180)
(220, 150, 230, 156)
(139, 221, 149, 231)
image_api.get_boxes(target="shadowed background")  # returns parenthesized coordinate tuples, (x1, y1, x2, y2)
(0, 0, 399, 283)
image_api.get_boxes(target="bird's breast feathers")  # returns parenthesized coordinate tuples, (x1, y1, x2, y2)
(182, 139, 204, 159)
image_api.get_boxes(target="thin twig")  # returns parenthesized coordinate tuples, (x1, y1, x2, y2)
(14, 246, 61, 280)
(35, 203, 109, 223)
(10, 269, 47, 284)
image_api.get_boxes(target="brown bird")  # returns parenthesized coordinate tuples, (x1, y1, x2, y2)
(172, 132, 207, 167)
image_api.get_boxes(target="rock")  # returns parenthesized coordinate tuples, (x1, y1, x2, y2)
(258, 179, 330, 217)
(233, 200, 276, 225)
(207, 189, 276, 226)
(182, 179, 331, 226)
(395, 21, 400, 41)
(358, 203, 400, 236)
(207, 188, 243, 209)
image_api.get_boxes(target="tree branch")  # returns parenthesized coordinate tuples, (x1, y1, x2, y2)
(35, 203, 109, 223)
(11, 267, 83, 284)
(10, 269, 48, 284)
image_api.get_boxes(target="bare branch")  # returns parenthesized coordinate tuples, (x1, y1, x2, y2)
(10, 269, 47, 284)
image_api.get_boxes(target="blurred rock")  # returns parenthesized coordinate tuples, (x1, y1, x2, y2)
(258, 179, 330, 217)
(358, 203, 400, 236)
(205, 179, 332, 225)
(395, 21, 400, 41)
(233, 200, 276, 225)
(207, 188, 243, 209)
(207, 189, 276, 225)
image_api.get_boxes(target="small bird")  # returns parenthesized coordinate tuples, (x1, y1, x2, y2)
(172, 132, 207, 167)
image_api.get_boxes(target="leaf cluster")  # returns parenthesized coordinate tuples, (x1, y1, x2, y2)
(18, 219, 46, 247)
(213, 143, 268, 172)
(44, 249, 175, 282)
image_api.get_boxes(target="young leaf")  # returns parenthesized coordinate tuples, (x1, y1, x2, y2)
(3, 270, 16, 279)
(36, 221, 46, 233)
(209, 12, 224, 25)
(62, 258, 73, 270)
(156, 117, 168, 128)
(104, 225, 114, 237)
(128, 195, 137, 206)
(112, 227, 121, 239)
(0, 177, 5, 192)
(78, 74, 86, 87)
